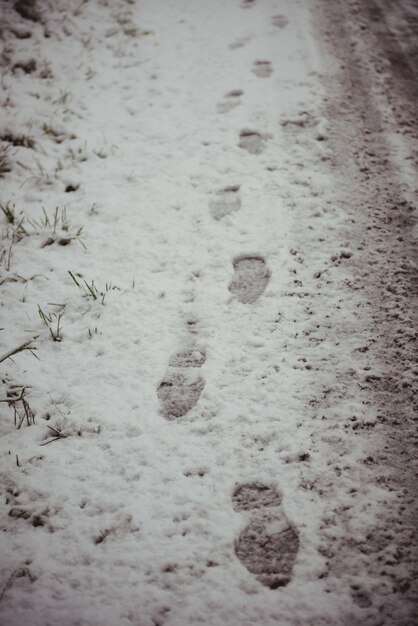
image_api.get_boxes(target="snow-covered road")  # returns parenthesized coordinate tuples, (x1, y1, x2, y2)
(0, 1, 417, 624)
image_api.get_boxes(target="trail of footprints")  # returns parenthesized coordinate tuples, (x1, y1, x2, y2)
(156, 6, 298, 589)
(157, 254, 269, 417)
(156, 253, 299, 587)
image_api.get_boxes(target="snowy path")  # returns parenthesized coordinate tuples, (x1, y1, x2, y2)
(0, 1, 417, 625)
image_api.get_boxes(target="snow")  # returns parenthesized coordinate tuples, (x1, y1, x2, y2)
(0, 0, 416, 625)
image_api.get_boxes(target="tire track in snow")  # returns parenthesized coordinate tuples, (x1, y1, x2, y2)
(302, 0, 418, 620)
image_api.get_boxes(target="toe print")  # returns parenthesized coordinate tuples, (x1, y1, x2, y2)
(238, 129, 266, 154)
(252, 60, 273, 78)
(232, 482, 299, 589)
(209, 185, 241, 220)
(229, 256, 270, 303)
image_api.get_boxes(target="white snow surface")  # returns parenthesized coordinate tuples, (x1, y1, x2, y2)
(0, 1, 414, 625)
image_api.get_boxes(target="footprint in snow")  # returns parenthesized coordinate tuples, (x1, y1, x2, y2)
(229, 36, 251, 50)
(271, 14, 289, 28)
(252, 60, 273, 78)
(209, 185, 241, 220)
(157, 344, 206, 419)
(229, 256, 270, 303)
(238, 129, 266, 154)
(232, 482, 299, 589)
(217, 89, 244, 114)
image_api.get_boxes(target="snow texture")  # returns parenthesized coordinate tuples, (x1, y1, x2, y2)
(0, 0, 417, 625)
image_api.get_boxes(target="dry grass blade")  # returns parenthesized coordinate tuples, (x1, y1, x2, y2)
(41, 424, 68, 445)
(0, 337, 38, 364)
(0, 565, 36, 603)
(0, 387, 35, 428)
